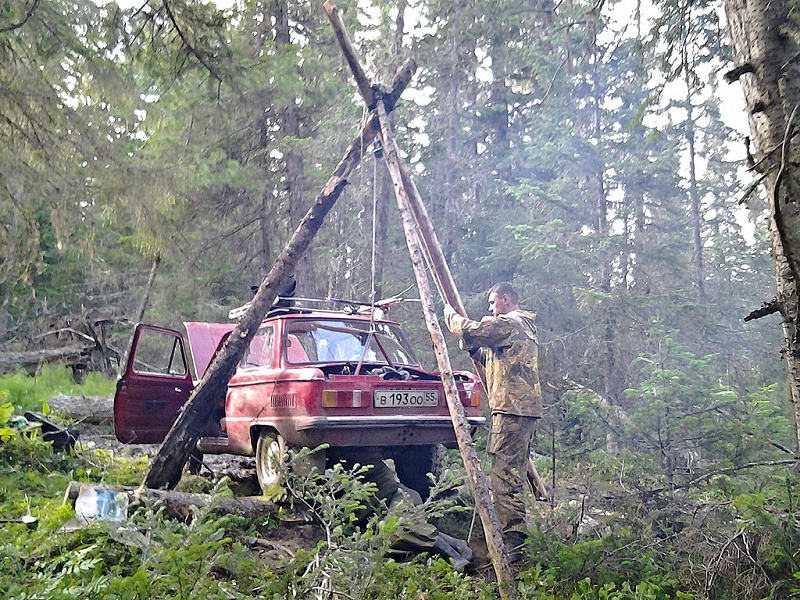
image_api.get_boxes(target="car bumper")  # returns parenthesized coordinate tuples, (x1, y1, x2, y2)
(289, 415, 486, 448)
(222, 414, 486, 454)
(294, 415, 486, 430)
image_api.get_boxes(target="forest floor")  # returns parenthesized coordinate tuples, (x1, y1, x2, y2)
(52, 395, 334, 568)
(55, 394, 493, 574)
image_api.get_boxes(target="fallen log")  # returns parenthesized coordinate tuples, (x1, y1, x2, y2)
(0, 344, 93, 375)
(64, 481, 282, 520)
(46, 394, 113, 424)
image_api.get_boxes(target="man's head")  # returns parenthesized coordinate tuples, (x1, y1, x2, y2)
(488, 282, 519, 316)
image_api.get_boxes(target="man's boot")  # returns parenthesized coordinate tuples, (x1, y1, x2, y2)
(438, 532, 473, 564)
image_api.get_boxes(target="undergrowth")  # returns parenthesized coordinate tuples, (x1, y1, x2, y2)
(0, 364, 116, 414)
(1, 376, 799, 598)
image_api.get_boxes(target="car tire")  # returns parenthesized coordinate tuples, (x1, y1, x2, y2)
(255, 430, 286, 492)
(394, 444, 442, 500)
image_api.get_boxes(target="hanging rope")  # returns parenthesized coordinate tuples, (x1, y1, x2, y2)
(354, 140, 381, 377)
(370, 140, 379, 316)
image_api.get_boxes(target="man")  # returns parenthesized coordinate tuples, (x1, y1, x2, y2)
(443, 282, 542, 559)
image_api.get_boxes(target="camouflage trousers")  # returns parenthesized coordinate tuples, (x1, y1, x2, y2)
(489, 412, 539, 537)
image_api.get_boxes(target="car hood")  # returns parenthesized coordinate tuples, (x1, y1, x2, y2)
(184, 322, 235, 379)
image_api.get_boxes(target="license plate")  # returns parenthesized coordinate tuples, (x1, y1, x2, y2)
(374, 389, 439, 408)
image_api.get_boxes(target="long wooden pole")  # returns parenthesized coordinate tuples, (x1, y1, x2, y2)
(142, 60, 416, 490)
(323, 1, 376, 107)
(396, 150, 549, 501)
(322, 5, 517, 591)
(376, 100, 517, 600)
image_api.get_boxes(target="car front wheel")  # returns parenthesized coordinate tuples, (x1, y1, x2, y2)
(255, 430, 286, 492)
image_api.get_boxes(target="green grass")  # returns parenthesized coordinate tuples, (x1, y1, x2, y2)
(0, 364, 117, 413)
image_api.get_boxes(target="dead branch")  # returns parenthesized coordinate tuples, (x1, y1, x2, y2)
(34, 328, 96, 344)
(723, 63, 755, 84)
(705, 524, 769, 597)
(642, 459, 798, 499)
(533, 56, 568, 107)
(744, 298, 782, 322)
(770, 440, 795, 455)
(162, 0, 223, 83)
(0, 0, 40, 34)
(738, 171, 770, 204)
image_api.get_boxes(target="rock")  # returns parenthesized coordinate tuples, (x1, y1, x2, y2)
(47, 395, 113, 424)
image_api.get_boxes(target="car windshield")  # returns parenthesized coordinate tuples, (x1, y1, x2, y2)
(284, 318, 420, 366)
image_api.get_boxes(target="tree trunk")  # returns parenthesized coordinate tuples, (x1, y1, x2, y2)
(377, 101, 517, 600)
(275, 0, 315, 294)
(723, 0, 800, 456)
(259, 185, 274, 276)
(142, 60, 416, 490)
(684, 59, 705, 299)
(442, 0, 463, 265)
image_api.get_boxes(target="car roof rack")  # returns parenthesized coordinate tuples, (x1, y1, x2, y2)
(228, 297, 380, 321)
(228, 295, 420, 321)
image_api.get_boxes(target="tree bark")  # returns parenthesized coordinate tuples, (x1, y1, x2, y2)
(0, 344, 92, 375)
(142, 60, 416, 490)
(65, 482, 281, 520)
(723, 0, 800, 456)
(276, 0, 315, 293)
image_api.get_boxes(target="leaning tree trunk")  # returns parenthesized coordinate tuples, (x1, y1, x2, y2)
(142, 60, 416, 490)
(723, 0, 800, 455)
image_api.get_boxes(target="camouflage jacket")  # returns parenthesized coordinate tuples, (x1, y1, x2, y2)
(444, 309, 542, 417)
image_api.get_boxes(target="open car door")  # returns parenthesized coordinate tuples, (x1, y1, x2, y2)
(114, 324, 193, 443)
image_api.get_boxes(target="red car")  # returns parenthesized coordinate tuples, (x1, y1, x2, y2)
(114, 300, 484, 497)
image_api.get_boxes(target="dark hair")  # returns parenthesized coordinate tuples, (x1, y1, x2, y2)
(489, 282, 518, 304)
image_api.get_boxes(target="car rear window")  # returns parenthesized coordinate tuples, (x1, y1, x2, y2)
(240, 325, 275, 368)
(284, 318, 420, 367)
